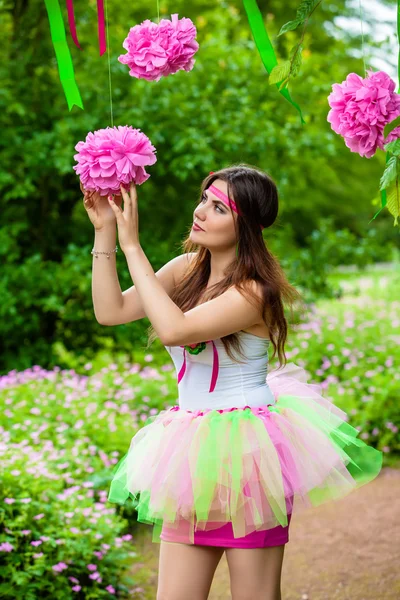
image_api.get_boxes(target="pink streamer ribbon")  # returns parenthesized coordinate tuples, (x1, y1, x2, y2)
(66, 0, 82, 49)
(66, 0, 106, 56)
(97, 0, 106, 56)
(177, 341, 219, 393)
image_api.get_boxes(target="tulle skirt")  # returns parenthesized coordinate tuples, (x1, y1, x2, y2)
(107, 363, 383, 545)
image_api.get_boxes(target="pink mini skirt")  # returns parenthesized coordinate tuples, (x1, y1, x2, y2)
(160, 513, 292, 549)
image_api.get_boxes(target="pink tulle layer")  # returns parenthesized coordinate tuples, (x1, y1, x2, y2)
(108, 363, 383, 545)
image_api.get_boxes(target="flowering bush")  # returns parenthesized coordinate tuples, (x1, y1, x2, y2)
(269, 270, 400, 462)
(0, 472, 134, 598)
(0, 362, 177, 598)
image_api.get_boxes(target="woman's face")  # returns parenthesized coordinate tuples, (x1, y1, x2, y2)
(191, 179, 237, 246)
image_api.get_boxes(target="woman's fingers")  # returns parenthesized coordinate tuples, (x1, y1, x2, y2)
(80, 180, 96, 208)
(84, 190, 96, 209)
(120, 184, 129, 200)
(83, 190, 90, 207)
(120, 185, 132, 217)
(81, 182, 135, 215)
(81, 183, 91, 208)
(130, 181, 137, 204)
(108, 194, 123, 218)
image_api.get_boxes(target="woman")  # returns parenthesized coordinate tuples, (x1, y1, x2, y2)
(84, 165, 382, 600)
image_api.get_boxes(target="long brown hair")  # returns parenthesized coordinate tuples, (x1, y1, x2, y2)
(146, 164, 305, 367)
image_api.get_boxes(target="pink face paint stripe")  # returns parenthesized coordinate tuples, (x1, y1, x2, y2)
(208, 185, 238, 214)
(208, 183, 265, 229)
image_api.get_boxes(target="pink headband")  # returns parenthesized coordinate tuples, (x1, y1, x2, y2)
(208, 174, 265, 230)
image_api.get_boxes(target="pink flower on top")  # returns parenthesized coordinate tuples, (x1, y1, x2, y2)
(119, 13, 199, 81)
(327, 70, 400, 158)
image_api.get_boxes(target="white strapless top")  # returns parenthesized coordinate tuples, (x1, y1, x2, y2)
(165, 331, 276, 410)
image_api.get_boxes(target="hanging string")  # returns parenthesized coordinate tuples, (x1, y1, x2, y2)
(358, 0, 367, 77)
(105, 0, 114, 127)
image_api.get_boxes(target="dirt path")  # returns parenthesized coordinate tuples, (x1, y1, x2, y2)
(129, 467, 400, 599)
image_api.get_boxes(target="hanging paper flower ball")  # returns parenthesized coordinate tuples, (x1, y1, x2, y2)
(327, 70, 400, 158)
(73, 125, 157, 196)
(118, 13, 199, 82)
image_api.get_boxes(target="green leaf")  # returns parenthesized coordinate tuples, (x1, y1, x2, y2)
(278, 77, 290, 91)
(269, 61, 291, 85)
(386, 180, 400, 226)
(379, 156, 398, 191)
(278, 1, 322, 36)
(270, 46, 303, 88)
(296, 0, 321, 21)
(383, 115, 400, 140)
(290, 44, 303, 77)
(384, 138, 400, 156)
(12, 571, 30, 585)
(278, 19, 302, 36)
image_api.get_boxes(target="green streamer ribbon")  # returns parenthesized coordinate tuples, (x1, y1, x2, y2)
(44, 0, 84, 111)
(242, 0, 306, 125)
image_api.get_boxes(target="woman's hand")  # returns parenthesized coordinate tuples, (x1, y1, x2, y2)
(108, 182, 140, 253)
(81, 181, 122, 231)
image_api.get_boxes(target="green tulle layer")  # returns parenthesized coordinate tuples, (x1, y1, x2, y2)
(107, 394, 383, 544)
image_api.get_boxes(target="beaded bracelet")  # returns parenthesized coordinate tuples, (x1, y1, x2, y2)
(91, 246, 118, 259)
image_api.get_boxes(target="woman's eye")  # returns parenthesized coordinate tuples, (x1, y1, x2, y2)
(200, 195, 224, 213)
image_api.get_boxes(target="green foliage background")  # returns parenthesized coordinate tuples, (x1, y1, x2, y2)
(0, 0, 399, 373)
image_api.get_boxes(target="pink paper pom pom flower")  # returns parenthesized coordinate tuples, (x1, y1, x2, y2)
(119, 13, 199, 82)
(73, 125, 157, 196)
(327, 70, 400, 158)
